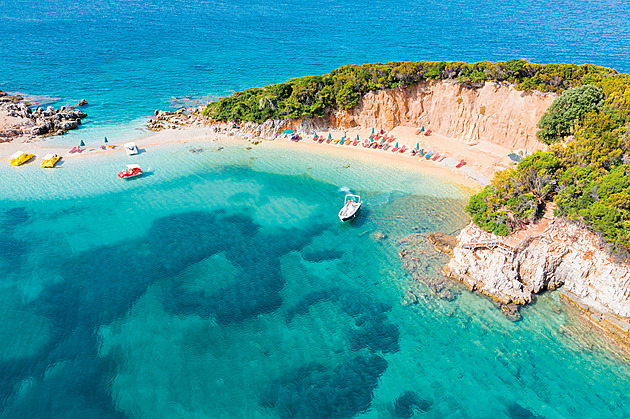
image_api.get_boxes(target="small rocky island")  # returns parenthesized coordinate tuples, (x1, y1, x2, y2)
(0, 90, 88, 142)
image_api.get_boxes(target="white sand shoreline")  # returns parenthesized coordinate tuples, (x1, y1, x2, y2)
(0, 123, 513, 192)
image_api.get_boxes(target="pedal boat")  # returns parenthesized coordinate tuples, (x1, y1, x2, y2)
(118, 164, 143, 179)
(10, 151, 34, 166)
(124, 142, 139, 155)
(41, 154, 61, 168)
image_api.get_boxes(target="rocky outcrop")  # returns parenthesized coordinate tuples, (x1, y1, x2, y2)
(147, 106, 207, 131)
(0, 90, 88, 141)
(446, 220, 630, 343)
(151, 81, 555, 153)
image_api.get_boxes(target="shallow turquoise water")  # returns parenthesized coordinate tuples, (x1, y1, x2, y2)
(0, 143, 629, 418)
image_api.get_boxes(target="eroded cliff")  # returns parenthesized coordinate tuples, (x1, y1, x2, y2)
(328, 81, 555, 153)
(152, 81, 556, 155)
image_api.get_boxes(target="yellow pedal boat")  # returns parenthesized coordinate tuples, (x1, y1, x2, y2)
(41, 154, 61, 168)
(10, 151, 34, 166)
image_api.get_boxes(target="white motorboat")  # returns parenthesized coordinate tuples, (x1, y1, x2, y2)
(338, 194, 362, 222)
(124, 142, 139, 155)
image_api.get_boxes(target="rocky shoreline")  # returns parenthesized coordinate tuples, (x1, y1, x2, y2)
(0, 90, 88, 142)
(433, 219, 630, 351)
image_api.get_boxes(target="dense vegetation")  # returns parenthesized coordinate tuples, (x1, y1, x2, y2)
(466, 68, 630, 259)
(204, 59, 623, 123)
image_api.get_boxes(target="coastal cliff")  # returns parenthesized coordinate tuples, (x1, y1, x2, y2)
(328, 81, 555, 153)
(150, 81, 555, 155)
(445, 219, 630, 345)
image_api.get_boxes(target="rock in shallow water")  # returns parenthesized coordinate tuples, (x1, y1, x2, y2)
(394, 391, 432, 418)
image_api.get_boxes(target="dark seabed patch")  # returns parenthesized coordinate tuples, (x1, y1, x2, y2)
(261, 355, 388, 418)
(506, 402, 543, 419)
(0, 209, 326, 415)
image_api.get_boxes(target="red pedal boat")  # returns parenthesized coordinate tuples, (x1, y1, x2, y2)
(118, 164, 143, 179)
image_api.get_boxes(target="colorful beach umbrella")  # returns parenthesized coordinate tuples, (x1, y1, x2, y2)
(80, 140, 85, 147)
(283, 129, 294, 134)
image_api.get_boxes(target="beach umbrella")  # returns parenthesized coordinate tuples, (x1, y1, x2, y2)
(371, 128, 375, 134)
(508, 152, 522, 162)
(283, 129, 294, 134)
(416, 142, 419, 149)
(421, 126, 425, 132)
(395, 142, 399, 148)
(104, 137, 108, 144)
(328, 133, 332, 139)
(80, 140, 85, 147)
(356, 135, 359, 141)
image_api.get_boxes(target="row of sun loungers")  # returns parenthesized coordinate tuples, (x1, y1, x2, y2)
(306, 131, 466, 169)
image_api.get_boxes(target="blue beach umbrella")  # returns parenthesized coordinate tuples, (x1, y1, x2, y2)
(79, 140, 85, 147)
(420, 126, 425, 133)
(356, 134, 360, 141)
(283, 129, 294, 134)
(104, 136, 108, 144)
(395, 142, 399, 148)
(416, 142, 419, 149)
(328, 133, 332, 139)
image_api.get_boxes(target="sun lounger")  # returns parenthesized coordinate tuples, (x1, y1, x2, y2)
(456, 159, 466, 168)
(432, 153, 440, 161)
(424, 129, 432, 136)
(398, 145, 407, 153)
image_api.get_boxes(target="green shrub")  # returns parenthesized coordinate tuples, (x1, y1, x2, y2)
(536, 84, 604, 144)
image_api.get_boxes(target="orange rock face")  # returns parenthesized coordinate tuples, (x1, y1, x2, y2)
(330, 81, 556, 154)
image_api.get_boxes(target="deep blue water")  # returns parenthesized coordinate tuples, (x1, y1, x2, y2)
(1, 0, 630, 141)
(1, 1, 630, 418)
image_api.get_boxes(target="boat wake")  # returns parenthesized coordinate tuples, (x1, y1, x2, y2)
(369, 191, 406, 207)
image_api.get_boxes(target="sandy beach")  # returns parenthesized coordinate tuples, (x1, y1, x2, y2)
(0, 123, 519, 191)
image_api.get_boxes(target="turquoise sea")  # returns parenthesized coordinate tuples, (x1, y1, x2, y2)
(2, 1, 630, 418)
